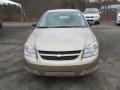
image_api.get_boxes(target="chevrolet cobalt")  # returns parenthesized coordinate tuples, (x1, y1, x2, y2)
(24, 9, 99, 76)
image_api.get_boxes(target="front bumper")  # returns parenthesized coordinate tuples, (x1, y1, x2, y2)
(24, 58, 98, 76)
(86, 18, 100, 23)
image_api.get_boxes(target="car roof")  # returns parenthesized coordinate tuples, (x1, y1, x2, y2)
(85, 8, 98, 10)
(85, 8, 99, 12)
(46, 9, 80, 13)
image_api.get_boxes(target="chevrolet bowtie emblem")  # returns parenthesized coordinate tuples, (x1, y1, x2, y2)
(56, 54, 62, 57)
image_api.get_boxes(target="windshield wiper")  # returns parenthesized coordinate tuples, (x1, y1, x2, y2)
(37, 26, 50, 28)
(37, 26, 81, 28)
(50, 26, 81, 28)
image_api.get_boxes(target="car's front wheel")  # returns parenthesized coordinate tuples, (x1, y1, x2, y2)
(95, 21, 100, 25)
(116, 22, 120, 26)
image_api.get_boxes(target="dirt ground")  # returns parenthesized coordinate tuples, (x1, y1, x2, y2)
(0, 21, 120, 90)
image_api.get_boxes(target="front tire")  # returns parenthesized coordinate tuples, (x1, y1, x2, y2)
(95, 21, 100, 25)
(116, 22, 120, 26)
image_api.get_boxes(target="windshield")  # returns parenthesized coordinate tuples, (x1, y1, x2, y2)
(85, 9, 99, 14)
(37, 11, 88, 28)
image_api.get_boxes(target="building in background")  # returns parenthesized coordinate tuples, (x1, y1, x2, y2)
(88, 0, 119, 2)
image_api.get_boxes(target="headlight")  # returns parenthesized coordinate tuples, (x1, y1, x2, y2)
(95, 16, 99, 19)
(83, 41, 99, 58)
(24, 42, 37, 58)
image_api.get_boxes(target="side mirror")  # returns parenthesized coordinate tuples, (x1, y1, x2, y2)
(32, 22, 37, 27)
(82, 11, 85, 13)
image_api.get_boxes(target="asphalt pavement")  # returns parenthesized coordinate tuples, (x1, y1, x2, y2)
(0, 22, 120, 90)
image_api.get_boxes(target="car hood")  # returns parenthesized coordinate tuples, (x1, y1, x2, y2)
(32, 28, 95, 51)
(84, 13, 99, 17)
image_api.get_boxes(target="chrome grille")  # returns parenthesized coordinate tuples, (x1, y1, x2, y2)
(39, 50, 81, 61)
(86, 16, 94, 18)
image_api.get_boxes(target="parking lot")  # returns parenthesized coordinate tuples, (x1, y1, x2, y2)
(0, 21, 120, 90)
